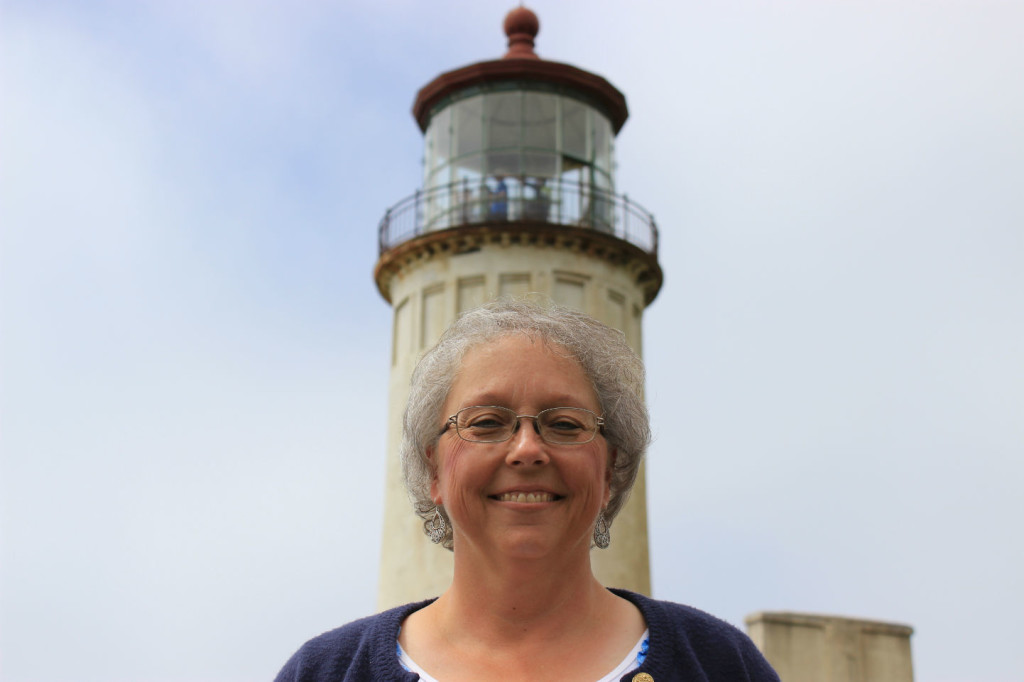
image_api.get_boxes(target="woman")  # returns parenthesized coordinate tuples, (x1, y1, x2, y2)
(276, 300, 778, 681)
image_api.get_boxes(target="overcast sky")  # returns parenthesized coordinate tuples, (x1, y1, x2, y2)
(2, 1, 1022, 681)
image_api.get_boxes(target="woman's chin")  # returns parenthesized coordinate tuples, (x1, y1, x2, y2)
(491, 529, 588, 562)
(499, 539, 551, 560)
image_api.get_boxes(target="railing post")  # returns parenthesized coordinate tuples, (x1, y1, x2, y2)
(460, 178, 468, 226)
(518, 173, 525, 221)
(589, 182, 595, 227)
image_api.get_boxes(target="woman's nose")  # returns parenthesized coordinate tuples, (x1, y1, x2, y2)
(505, 418, 550, 466)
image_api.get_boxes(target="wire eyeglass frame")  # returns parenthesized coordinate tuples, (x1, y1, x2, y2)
(439, 405, 605, 445)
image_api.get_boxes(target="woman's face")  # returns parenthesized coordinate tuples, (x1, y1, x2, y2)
(430, 335, 613, 561)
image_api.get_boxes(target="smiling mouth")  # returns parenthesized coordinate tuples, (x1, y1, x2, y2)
(492, 492, 561, 503)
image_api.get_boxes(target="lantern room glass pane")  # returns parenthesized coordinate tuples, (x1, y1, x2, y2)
(454, 96, 483, 157)
(454, 153, 484, 179)
(522, 151, 557, 179)
(486, 92, 521, 150)
(424, 125, 434, 176)
(454, 156, 485, 223)
(523, 92, 557, 150)
(593, 113, 611, 174)
(562, 99, 587, 160)
(428, 165, 452, 189)
(431, 107, 452, 171)
(486, 151, 519, 177)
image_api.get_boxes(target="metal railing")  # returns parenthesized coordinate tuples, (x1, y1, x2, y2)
(378, 177, 658, 255)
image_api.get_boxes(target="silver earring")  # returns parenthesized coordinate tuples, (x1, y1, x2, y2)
(427, 507, 447, 544)
(594, 510, 610, 549)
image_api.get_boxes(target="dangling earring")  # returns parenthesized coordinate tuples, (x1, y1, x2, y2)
(594, 510, 611, 549)
(427, 507, 447, 544)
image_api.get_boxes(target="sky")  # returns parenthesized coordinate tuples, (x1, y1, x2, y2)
(1, 1, 1022, 681)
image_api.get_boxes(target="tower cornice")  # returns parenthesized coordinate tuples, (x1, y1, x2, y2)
(412, 58, 629, 134)
(373, 222, 662, 305)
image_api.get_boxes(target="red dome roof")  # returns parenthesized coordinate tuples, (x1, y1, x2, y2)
(503, 6, 540, 59)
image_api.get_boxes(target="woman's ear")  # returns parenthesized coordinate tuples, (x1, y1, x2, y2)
(427, 446, 442, 504)
(603, 448, 616, 507)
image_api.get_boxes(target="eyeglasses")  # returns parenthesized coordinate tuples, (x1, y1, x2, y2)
(440, 405, 605, 445)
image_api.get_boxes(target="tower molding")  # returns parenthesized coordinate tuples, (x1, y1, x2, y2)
(374, 221, 662, 305)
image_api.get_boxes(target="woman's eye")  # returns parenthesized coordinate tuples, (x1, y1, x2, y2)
(469, 417, 504, 428)
(463, 411, 512, 430)
(548, 419, 584, 432)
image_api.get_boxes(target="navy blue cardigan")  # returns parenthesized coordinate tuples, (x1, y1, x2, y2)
(275, 588, 779, 681)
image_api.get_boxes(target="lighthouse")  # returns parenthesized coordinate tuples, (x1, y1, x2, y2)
(374, 7, 662, 608)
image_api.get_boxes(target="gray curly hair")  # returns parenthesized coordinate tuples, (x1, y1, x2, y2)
(401, 299, 651, 550)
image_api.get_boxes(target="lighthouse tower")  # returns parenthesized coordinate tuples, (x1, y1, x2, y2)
(374, 7, 662, 608)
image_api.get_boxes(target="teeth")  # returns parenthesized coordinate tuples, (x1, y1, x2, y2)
(498, 492, 556, 503)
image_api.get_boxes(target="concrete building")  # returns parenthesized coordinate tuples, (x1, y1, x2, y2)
(747, 612, 915, 682)
(373, 7, 661, 608)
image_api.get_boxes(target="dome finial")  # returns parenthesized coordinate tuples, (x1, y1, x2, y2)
(503, 6, 540, 59)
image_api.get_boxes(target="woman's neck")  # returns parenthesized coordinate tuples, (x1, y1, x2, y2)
(439, 547, 610, 644)
(398, 549, 646, 681)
